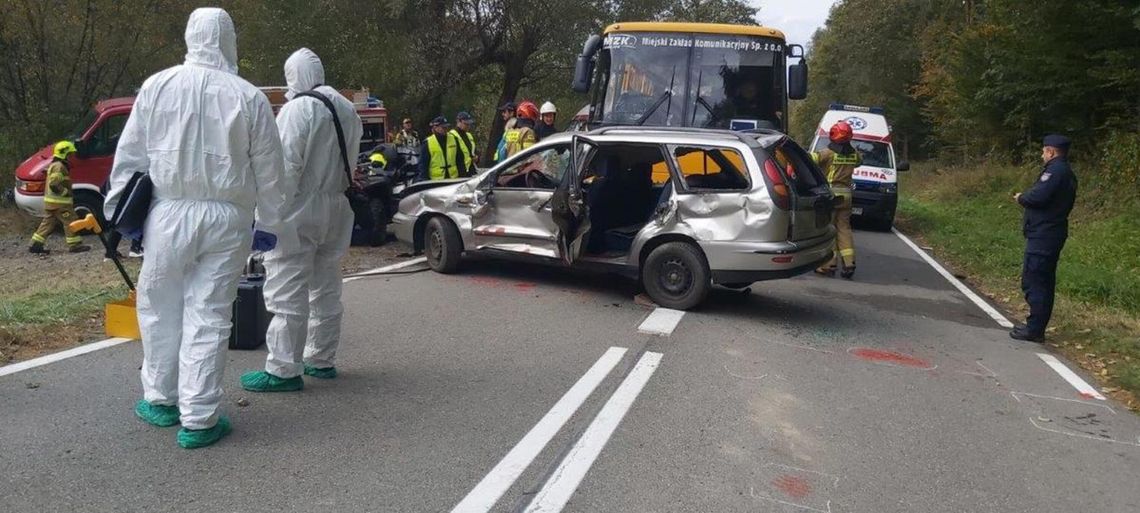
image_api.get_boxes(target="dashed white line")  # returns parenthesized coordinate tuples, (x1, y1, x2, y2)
(1037, 353, 1106, 400)
(450, 347, 628, 513)
(524, 351, 664, 513)
(892, 228, 1015, 329)
(637, 308, 686, 336)
(0, 337, 132, 378)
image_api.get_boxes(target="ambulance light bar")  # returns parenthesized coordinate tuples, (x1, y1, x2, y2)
(829, 103, 885, 115)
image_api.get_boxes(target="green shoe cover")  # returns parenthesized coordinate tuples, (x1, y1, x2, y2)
(304, 365, 337, 379)
(177, 416, 232, 449)
(240, 370, 303, 392)
(135, 400, 180, 427)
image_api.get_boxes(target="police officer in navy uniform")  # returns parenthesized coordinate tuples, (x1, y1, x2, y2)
(1011, 134, 1078, 342)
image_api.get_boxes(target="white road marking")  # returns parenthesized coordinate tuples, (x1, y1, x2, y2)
(524, 351, 664, 513)
(1037, 353, 1106, 400)
(450, 347, 628, 513)
(892, 228, 1015, 328)
(0, 338, 132, 378)
(343, 256, 428, 282)
(1, 256, 428, 377)
(637, 308, 685, 336)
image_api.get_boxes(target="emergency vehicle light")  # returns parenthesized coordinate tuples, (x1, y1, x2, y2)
(828, 103, 885, 115)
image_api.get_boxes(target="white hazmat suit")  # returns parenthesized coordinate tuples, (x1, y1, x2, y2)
(262, 48, 362, 378)
(105, 8, 289, 430)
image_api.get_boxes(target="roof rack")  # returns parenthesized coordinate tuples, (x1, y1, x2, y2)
(586, 125, 784, 147)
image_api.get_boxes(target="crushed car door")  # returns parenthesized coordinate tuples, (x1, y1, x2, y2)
(469, 143, 572, 258)
(552, 135, 595, 265)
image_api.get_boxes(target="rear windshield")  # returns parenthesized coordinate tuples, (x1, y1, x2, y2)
(768, 141, 827, 195)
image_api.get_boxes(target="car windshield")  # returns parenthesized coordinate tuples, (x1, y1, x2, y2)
(596, 32, 786, 130)
(812, 139, 894, 169)
(67, 109, 98, 141)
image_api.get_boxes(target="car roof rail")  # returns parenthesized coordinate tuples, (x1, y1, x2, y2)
(587, 125, 785, 148)
(586, 125, 784, 147)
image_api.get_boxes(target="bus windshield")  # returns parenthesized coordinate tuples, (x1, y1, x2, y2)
(595, 32, 787, 130)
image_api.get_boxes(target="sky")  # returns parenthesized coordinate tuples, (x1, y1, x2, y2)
(753, 0, 837, 48)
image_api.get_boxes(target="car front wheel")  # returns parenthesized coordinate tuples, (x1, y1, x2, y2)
(424, 216, 462, 274)
(642, 242, 711, 310)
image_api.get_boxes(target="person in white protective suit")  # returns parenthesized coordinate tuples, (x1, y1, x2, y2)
(240, 48, 362, 392)
(104, 8, 290, 449)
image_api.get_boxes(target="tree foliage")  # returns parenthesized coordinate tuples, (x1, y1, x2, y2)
(795, 0, 1140, 165)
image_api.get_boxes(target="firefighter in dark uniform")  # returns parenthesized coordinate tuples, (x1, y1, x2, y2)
(1011, 134, 1078, 342)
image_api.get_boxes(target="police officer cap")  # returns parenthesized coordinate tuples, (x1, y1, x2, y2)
(430, 115, 448, 126)
(1043, 134, 1070, 150)
(499, 102, 517, 112)
(457, 111, 475, 122)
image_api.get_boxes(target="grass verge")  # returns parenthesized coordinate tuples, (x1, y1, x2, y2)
(898, 162, 1140, 409)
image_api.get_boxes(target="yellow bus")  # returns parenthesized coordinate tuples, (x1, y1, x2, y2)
(571, 22, 808, 133)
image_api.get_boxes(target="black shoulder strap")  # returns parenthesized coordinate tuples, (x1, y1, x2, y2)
(294, 90, 352, 189)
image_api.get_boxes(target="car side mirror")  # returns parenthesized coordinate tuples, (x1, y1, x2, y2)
(897, 161, 910, 172)
(74, 139, 91, 159)
(788, 61, 808, 100)
(571, 35, 603, 94)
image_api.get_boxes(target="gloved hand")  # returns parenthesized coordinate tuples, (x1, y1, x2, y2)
(252, 230, 277, 252)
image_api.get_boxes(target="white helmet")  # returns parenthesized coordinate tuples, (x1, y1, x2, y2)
(540, 101, 557, 115)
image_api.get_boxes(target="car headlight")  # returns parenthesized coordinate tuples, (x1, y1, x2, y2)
(879, 183, 897, 194)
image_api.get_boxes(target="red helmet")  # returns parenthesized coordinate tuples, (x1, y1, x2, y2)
(828, 121, 853, 143)
(516, 101, 539, 121)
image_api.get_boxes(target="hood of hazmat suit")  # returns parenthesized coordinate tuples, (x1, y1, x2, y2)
(102, 7, 291, 432)
(259, 48, 363, 380)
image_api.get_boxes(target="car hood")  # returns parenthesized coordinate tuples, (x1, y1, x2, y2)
(15, 146, 53, 180)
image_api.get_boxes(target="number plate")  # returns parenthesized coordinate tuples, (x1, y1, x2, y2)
(851, 207, 863, 215)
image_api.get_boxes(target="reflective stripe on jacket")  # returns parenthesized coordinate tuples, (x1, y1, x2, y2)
(43, 160, 74, 206)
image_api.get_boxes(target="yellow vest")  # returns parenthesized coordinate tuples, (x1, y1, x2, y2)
(43, 160, 73, 206)
(426, 134, 458, 180)
(450, 129, 477, 173)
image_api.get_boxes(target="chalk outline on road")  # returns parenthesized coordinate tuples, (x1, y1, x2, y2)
(892, 228, 1015, 329)
(1036, 353, 1106, 400)
(1010, 391, 1140, 447)
(450, 346, 628, 513)
(0, 257, 429, 378)
(748, 463, 841, 513)
(523, 351, 664, 513)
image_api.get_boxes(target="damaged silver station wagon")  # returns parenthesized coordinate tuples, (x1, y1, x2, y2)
(392, 127, 837, 310)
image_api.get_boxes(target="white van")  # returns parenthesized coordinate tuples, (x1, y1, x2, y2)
(810, 104, 909, 230)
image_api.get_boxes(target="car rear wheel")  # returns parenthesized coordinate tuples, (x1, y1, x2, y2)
(72, 190, 105, 235)
(425, 216, 462, 274)
(642, 242, 711, 310)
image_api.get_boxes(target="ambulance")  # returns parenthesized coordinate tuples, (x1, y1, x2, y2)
(810, 104, 909, 230)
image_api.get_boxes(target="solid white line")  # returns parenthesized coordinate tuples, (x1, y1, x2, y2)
(892, 228, 1015, 328)
(1, 255, 429, 378)
(637, 308, 686, 336)
(343, 256, 428, 282)
(450, 347, 628, 513)
(524, 351, 664, 513)
(1037, 353, 1106, 400)
(0, 337, 132, 378)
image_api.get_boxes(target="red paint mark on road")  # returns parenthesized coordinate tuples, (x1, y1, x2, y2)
(470, 276, 503, 287)
(467, 276, 536, 292)
(850, 348, 933, 369)
(1080, 392, 1097, 400)
(772, 475, 812, 499)
(514, 282, 536, 290)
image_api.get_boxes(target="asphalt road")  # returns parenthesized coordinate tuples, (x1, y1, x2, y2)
(3, 229, 1139, 512)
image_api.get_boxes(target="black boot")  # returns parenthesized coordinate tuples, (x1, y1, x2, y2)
(68, 244, 91, 254)
(840, 266, 856, 279)
(29, 242, 50, 254)
(1009, 325, 1045, 343)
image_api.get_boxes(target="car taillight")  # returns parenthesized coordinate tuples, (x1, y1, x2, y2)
(763, 159, 791, 210)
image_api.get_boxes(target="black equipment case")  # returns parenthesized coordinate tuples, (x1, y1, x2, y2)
(229, 257, 271, 350)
